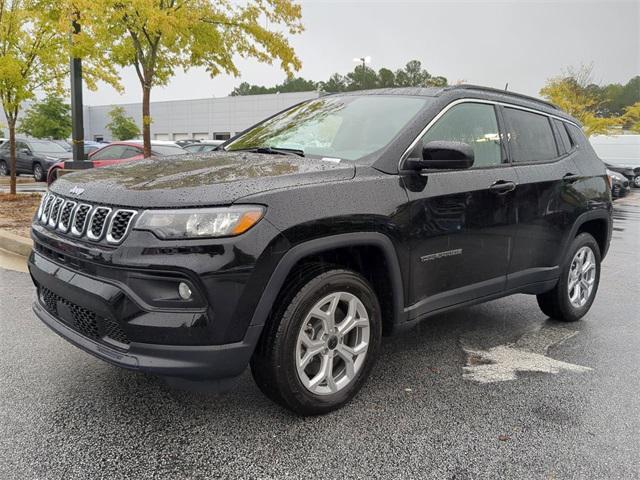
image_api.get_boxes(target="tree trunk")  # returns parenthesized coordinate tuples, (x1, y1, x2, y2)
(8, 121, 16, 196)
(142, 85, 151, 158)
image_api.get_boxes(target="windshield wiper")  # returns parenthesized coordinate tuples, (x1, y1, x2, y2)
(232, 146, 305, 157)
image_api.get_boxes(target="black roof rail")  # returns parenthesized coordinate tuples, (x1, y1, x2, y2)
(442, 84, 558, 110)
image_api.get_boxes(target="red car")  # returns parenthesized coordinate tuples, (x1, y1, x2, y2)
(47, 140, 187, 184)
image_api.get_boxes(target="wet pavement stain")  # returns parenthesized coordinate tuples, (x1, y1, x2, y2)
(461, 324, 592, 383)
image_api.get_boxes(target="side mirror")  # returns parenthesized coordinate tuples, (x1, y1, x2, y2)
(19, 148, 31, 156)
(406, 141, 474, 171)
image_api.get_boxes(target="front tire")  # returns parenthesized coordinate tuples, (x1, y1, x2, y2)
(33, 163, 45, 182)
(251, 267, 382, 416)
(537, 233, 601, 322)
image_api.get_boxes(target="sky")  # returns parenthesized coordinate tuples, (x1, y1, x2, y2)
(83, 0, 640, 106)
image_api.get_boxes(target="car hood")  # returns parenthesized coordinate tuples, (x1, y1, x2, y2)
(44, 152, 72, 160)
(50, 151, 355, 207)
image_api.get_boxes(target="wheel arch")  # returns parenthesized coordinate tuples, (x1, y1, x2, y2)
(248, 232, 406, 334)
(565, 209, 612, 261)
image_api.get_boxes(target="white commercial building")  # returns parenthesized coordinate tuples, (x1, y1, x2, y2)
(83, 91, 320, 142)
(0, 91, 319, 142)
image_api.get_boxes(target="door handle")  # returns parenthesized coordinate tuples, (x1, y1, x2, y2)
(489, 180, 516, 194)
(563, 173, 580, 183)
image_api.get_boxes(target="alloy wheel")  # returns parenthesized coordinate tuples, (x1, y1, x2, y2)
(33, 164, 43, 181)
(568, 246, 596, 308)
(295, 291, 370, 395)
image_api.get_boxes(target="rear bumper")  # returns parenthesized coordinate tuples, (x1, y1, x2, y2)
(33, 302, 261, 379)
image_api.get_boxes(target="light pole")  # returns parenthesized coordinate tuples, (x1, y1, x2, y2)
(70, 16, 84, 163)
(353, 56, 371, 90)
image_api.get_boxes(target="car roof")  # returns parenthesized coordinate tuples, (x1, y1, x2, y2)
(329, 85, 578, 124)
(103, 140, 181, 147)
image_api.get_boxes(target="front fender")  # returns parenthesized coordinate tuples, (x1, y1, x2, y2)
(248, 232, 407, 329)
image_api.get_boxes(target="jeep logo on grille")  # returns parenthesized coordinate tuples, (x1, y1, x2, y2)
(69, 186, 85, 196)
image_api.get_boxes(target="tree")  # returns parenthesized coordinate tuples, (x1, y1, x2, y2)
(231, 59, 447, 95)
(346, 65, 378, 90)
(278, 76, 317, 93)
(230, 82, 270, 96)
(106, 106, 140, 140)
(394, 60, 447, 88)
(79, 0, 303, 157)
(540, 65, 620, 136)
(231, 75, 317, 96)
(377, 68, 395, 88)
(621, 102, 640, 133)
(18, 95, 72, 139)
(319, 73, 347, 93)
(426, 76, 448, 87)
(601, 76, 640, 116)
(0, 0, 66, 194)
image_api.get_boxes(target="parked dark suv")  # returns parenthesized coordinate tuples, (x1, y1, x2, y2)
(29, 86, 612, 415)
(0, 138, 72, 181)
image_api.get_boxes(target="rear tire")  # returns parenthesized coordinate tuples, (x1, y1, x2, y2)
(33, 163, 45, 182)
(0, 161, 8, 176)
(251, 266, 382, 416)
(536, 233, 601, 322)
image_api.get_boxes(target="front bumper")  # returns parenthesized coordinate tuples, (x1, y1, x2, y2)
(29, 251, 262, 379)
(33, 301, 261, 379)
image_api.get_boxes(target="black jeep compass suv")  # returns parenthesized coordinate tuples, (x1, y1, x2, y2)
(30, 86, 612, 415)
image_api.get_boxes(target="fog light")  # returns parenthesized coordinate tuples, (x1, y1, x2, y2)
(178, 282, 192, 300)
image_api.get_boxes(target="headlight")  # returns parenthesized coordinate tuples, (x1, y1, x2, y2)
(134, 205, 265, 239)
(45, 156, 59, 163)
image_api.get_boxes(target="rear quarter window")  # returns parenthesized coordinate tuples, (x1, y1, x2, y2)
(553, 119, 574, 153)
(503, 108, 558, 163)
(567, 124, 588, 147)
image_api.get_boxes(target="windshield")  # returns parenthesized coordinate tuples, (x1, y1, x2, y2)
(184, 144, 203, 153)
(226, 95, 430, 161)
(29, 140, 68, 154)
(152, 145, 188, 156)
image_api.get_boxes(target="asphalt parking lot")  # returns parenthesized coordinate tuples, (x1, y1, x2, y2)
(1, 193, 639, 479)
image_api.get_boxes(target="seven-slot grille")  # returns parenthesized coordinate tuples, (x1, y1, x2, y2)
(36, 193, 137, 244)
(58, 200, 76, 232)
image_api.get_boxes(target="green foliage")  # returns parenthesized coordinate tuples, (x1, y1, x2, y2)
(106, 106, 140, 140)
(621, 102, 640, 133)
(18, 96, 72, 139)
(346, 65, 379, 90)
(0, 0, 67, 193)
(540, 65, 623, 136)
(232, 59, 449, 95)
(77, 0, 303, 157)
(231, 76, 317, 96)
(377, 68, 396, 88)
(320, 73, 347, 93)
(599, 76, 640, 116)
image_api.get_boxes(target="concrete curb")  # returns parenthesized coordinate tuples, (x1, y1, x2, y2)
(0, 229, 32, 257)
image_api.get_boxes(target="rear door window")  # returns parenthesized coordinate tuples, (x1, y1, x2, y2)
(503, 108, 558, 162)
(420, 103, 502, 168)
